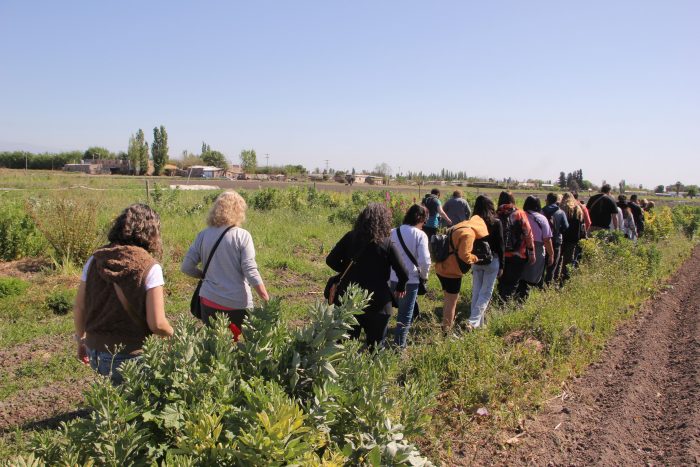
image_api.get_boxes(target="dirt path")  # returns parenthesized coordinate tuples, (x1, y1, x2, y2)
(480, 246, 700, 466)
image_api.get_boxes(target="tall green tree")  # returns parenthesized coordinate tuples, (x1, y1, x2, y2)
(128, 129, 149, 175)
(84, 146, 111, 160)
(151, 125, 169, 176)
(202, 150, 228, 169)
(201, 141, 211, 155)
(240, 149, 257, 173)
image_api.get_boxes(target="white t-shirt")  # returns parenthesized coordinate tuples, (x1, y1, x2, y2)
(81, 256, 164, 291)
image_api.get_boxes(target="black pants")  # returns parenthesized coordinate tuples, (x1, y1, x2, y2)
(561, 241, 578, 284)
(349, 305, 391, 350)
(544, 244, 563, 285)
(498, 256, 527, 302)
(200, 302, 247, 329)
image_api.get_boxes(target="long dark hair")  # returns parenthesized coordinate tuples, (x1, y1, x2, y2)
(473, 195, 497, 225)
(497, 191, 515, 206)
(402, 204, 428, 226)
(352, 203, 392, 247)
(522, 195, 542, 213)
(108, 204, 162, 257)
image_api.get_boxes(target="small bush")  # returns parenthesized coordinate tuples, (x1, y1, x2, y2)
(644, 206, 674, 241)
(0, 200, 46, 260)
(26, 197, 102, 266)
(45, 289, 75, 315)
(0, 277, 29, 298)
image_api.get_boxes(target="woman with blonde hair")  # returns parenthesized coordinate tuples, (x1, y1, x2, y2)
(560, 192, 584, 284)
(182, 191, 269, 329)
(74, 204, 174, 385)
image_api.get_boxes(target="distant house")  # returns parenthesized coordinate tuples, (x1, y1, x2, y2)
(63, 163, 99, 174)
(187, 165, 225, 178)
(225, 165, 243, 179)
(163, 164, 179, 176)
(353, 174, 368, 184)
(365, 175, 385, 185)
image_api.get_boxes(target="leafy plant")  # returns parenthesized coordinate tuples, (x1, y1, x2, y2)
(28, 287, 434, 466)
(0, 200, 46, 260)
(45, 289, 75, 315)
(0, 277, 29, 299)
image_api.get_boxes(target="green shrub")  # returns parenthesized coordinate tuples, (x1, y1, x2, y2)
(0, 200, 46, 261)
(29, 287, 434, 466)
(0, 277, 29, 299)
(45, 289, 75, 315)
(26, 197, 102, 266)
(644, 206, 675, 241)
(672, 204, 700, 239)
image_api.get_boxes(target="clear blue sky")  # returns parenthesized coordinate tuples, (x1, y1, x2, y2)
(1, 1, 698, 187)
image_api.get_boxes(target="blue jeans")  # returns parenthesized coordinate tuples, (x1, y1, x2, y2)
(390, 282, 420, 348)
(470, 256, 500, 328)
(87, 347, 138, 385)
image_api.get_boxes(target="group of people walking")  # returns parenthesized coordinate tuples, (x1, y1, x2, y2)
(73, 185, 647, 384)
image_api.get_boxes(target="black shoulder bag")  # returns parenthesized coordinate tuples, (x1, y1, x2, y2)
(190, 226, 235, 320)
(396, 227, 427, 295)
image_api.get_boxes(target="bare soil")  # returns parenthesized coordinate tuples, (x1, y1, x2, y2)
(0, 258, 51, 279)
(474, 246, 700, 466)
(0, 335, 93, 432)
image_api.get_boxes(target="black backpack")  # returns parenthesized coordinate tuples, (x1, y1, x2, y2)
(422, 194, 439, 216)
(473, 237, 493, 265)
(429, 226, 471, 273)
(500, 210, 523, 253)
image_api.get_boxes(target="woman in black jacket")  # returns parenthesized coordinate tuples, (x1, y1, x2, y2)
(326, 203, 409, 349)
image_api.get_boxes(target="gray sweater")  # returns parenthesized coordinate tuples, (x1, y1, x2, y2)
(181, 226, 263, 309)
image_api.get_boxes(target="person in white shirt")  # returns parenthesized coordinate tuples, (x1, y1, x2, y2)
(389, 204, 431, 348)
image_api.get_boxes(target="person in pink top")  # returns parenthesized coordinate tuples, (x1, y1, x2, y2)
(517, 196, 554, 300)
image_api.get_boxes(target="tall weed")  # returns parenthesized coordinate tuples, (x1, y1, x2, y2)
(0, 200, 46, 260)
(26, 197, 102, 266)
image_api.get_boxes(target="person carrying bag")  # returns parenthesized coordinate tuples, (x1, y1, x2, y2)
(189, 225, 235, 320)
(389, 204, 432, 348)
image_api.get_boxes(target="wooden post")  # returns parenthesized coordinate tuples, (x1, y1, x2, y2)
(145, 179, 150, 203)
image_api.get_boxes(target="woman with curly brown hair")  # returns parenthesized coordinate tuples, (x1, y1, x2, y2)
(326, 203, 408, 349)
(73, 204, 173, 385)
(182, 191, 269, 329)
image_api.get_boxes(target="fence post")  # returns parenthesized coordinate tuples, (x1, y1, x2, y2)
(146, 179, 150, 203)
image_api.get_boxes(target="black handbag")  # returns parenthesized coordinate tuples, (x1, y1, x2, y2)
(190, 226, 235, 320)
(396, 226, 427, 295)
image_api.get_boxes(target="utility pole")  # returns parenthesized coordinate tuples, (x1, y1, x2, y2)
(324, 159, 329, 172)
(265, 153, 270, 171)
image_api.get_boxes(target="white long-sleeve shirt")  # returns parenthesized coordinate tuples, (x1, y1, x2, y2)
(389, 225, 431, 284)
(181, 226, 263, 309)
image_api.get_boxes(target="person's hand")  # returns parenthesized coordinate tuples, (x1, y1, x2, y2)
(547, 255, 554, 266)
(77, 343, 88, 365)
(497, 269, 504, 278)
(528, 253, 536, 265)
(395, 290, 406, 299)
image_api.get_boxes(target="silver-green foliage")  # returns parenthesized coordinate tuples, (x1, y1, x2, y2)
(29, 286, 433, 466)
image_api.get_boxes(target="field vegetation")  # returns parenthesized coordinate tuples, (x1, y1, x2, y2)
(1, 171, 699, 464)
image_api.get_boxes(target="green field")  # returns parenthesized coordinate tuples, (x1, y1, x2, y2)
(1, 170, 698, 465)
